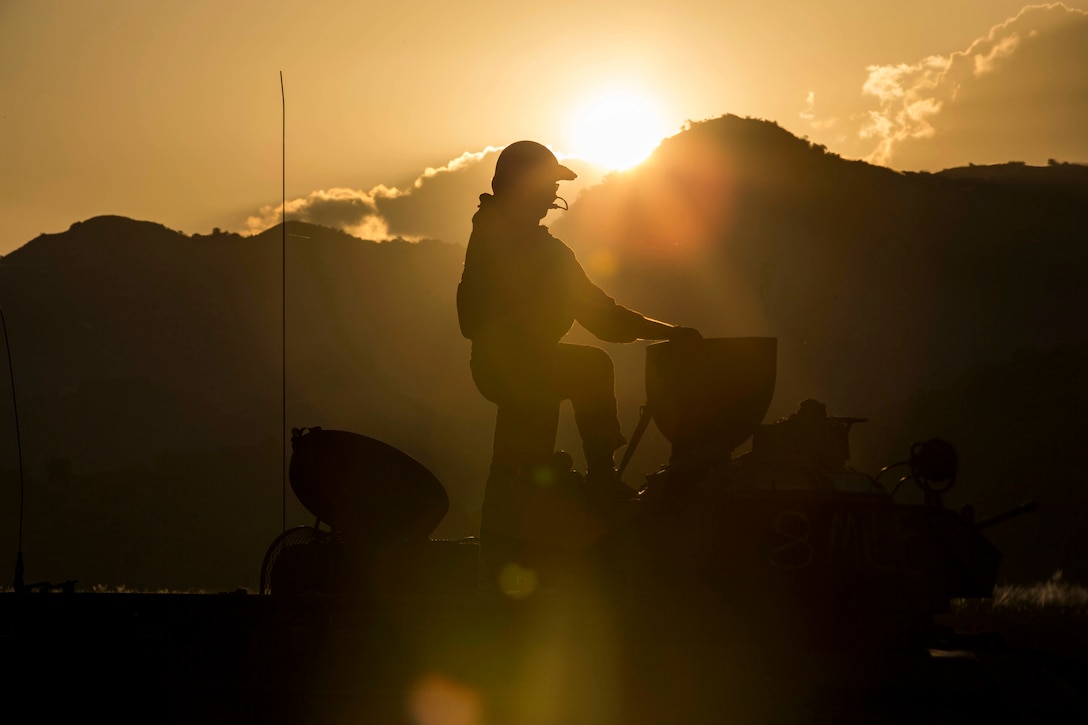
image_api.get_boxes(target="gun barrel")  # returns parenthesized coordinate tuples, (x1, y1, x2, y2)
(976, 501, 1038, 530)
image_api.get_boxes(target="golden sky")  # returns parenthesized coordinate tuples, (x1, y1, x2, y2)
(2, 0, 1086, 255)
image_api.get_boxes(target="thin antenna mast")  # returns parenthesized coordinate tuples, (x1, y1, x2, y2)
(1, 308, 26, 592)
(280, 71, 287, 534)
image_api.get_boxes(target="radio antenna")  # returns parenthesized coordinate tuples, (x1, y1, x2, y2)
(280, 70, 287, 534)
(1, 308, 26, 592)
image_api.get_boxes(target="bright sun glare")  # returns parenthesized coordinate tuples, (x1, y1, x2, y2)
(567, 89, 670, 171)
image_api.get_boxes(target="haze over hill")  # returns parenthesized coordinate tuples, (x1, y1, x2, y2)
(1, 115, 1086, 590)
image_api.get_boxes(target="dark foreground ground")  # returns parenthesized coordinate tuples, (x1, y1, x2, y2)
(2, 590, 1086, 724)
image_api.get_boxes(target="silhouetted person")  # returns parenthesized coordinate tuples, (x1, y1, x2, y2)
(458, 141, 699, 556)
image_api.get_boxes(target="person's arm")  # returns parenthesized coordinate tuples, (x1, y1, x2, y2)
(642, 318, 703, 343)
(568, 251, 701, 343)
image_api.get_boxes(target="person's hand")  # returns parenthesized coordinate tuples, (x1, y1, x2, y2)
(667, 326, 703, 344)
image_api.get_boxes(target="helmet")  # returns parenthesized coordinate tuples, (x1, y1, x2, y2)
(492, 141, 577, 196)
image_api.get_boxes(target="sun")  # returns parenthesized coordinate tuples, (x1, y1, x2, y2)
(566, 89, 670, 171)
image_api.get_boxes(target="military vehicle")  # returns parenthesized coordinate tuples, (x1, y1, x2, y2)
(266, 337, 1028, 651)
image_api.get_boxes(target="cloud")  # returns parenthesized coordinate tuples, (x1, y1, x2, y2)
(245, 147, 502, 241)
(974, 33, 1022, 76)
(799, 91, 838, 130)
(415, 148, 499, 187)
(851, 3, 1088, 167)
(376, 147, 503, 243)
(246, 187, 394, 239)
(244, 145, 603, 244)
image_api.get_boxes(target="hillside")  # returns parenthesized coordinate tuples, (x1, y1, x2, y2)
(1, 115, 1086, 589)
(0, 217, 485, 589)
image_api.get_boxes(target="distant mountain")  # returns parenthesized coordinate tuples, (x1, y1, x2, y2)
(1, 115, 1085, 589)
(933, 160, 1088, 196)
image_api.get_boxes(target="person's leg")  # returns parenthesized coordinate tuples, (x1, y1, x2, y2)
(472, 351, 563, 590)
(481, 399, 561, 542)
(490, 401, 561, 475)
(553, 344, 627, 477)
(471, 349, 562, 474)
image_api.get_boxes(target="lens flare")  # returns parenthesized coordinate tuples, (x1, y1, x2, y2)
(407, 674, 482, 725)
(499, 562, 538, 599)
